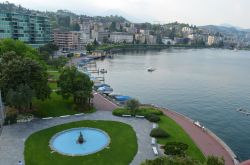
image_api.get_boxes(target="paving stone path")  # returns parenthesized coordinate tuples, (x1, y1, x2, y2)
(0, 111, 155, 165)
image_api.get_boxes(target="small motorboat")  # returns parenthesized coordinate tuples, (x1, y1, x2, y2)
(147, 67, 156, 72)
(100, 69, 107, 73)
(97, 86, 113, 94)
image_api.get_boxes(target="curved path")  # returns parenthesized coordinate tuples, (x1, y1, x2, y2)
(0, 111, 154, 165)
(163, 109, 235, 165)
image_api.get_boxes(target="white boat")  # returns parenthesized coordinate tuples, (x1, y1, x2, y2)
(100, 69, 107, 73)
(147, 67, 156, 72)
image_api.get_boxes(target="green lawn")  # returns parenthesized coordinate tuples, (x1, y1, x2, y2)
(25, 120, 137, 165)
(157, 116, 205, 162)
(32, 92, 78, 117)
(48, 70, 60, 80)
(48, 82, 57, 90)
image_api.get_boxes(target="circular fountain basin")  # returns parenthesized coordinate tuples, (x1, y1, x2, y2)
(50, 128, 110, 156)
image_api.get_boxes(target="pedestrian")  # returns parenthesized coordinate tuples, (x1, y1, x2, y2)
(18, 160, 23, 165)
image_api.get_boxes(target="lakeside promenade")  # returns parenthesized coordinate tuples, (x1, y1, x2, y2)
(162, 109, 236, 165)
(92, 93, 237, 165)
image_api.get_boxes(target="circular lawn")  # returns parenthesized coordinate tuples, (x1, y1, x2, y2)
(24, 120, 137, 165)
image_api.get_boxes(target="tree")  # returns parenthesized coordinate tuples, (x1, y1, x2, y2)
(141, 156, 202, 165)
(57, 67, 93, 111)
(103, 36, 109, 44)
(110, 21, 117, 32)
(48, 56, 68, 69)
(206, 156, 224, 165)
(6, 84, 34, 112)
(70, 23, 80, 31)
(86, 44, 95, 53)
(93, 38, 99, 46)
(0, 51, 51, 104)
(164, 142, 188, 157)
(0, 38, 40, 61)
(126, 99, 140, 115)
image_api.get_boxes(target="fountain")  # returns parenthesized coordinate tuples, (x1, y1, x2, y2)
(77, 132, 85, 144)
(50, 128, 110, 156)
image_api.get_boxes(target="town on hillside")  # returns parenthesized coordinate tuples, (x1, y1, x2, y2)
(1, 2, 250, 53)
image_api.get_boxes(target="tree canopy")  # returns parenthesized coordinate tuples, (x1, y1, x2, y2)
(0, 38, 40, 61)
(0, 39, 51, 112)
(57, 67, 93, 110)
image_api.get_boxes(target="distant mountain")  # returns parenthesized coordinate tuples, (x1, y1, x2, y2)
(200, 24, 250, 35)
(220, 23, 243, 31)
(199, 25, 248, 36)
(101, 9, 142, 23)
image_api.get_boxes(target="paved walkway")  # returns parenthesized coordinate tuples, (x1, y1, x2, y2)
(93, 93, 118, 111)
(163, 109, 235, 165)
(0, 111, 154, 165)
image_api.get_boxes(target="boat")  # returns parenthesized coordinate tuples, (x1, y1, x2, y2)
(100, 69, 107, 73)
(97, 86, 113, 94)
(114, 95, 132, 102)
(147, 67, 156, 72)
(235, 107, 250, 116)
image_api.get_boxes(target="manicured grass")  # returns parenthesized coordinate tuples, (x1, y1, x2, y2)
(25, 120, 137, 165)
(48, 71, 60, 80)
(32, 92, 78, 117)
(157, 116, 205, 162)
(48, 82, 57, 90)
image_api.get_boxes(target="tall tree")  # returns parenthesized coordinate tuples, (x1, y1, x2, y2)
(0, 51, 51, 103)
(57, 67, 93, 110)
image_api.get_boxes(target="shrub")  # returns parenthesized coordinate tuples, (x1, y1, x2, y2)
(150, 128, 169, 138)
(112, 108, 131, 116)
(146, 114, 160, 122)
(206, 156, 224, 165)
(126, 99, 140, 115)
(141, 156, 203, 165)
(164, 142, 188, 157)
(136, 107, 163, 116)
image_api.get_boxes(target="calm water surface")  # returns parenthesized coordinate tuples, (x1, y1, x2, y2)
(95, 49, 250, 161)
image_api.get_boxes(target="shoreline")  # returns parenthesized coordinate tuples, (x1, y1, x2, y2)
(94, 92, 238, 164)
(144, 104, 238, 165)
(79, 54, 240, 164)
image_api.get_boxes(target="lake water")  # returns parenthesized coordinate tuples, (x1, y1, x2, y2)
(95, 48, 250, 161)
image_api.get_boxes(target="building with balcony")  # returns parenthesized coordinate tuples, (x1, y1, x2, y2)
(110, 32, 133, 43)
(0, 12, 52, 48)
(53, 30, 85, 51)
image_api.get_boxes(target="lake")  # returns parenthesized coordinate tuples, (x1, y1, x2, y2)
(95, 48, 250, 161)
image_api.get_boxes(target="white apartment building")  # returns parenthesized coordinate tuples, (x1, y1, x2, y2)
(110, 32, 133, 43)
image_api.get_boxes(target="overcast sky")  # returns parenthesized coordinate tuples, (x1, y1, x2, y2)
(2, 0, 250, 28)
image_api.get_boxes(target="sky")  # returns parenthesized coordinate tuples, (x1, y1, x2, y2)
(2, 0, 250, 28)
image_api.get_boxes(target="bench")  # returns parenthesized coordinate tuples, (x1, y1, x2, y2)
(151, 138, 156, 145)
(122, 114, 132, 117)
(135, 115, 145, 118)
(59, 115, 71, 118)
(152, 146, 158, 156)
(152, 123, 158, 129)
(42, 117, 53, 120)
(74, 113, 85, 116)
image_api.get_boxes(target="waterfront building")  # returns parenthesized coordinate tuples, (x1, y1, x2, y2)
(81, 32, 91, 44)
(97, 32, 110, 43)
(162, 37, 175, 45)
(207, 35, 222, 46)
(0, 12, 51, 48)
(182, 27, 193, 34)
(53, 30, 84, 50)
(110, 32, 133, 43)
(135, 33, 157, 44)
